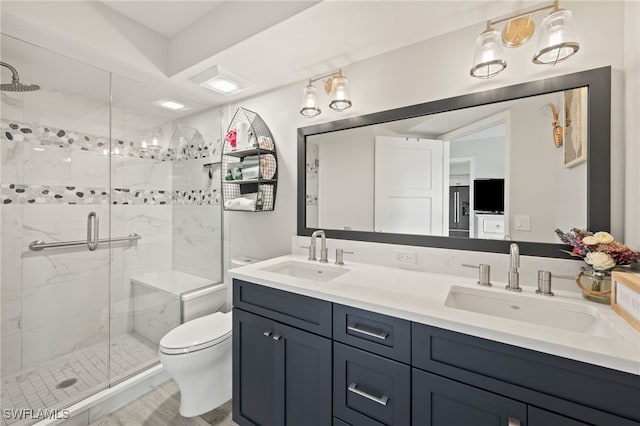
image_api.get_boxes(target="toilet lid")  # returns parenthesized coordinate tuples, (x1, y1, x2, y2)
(160, 312, 231, 355)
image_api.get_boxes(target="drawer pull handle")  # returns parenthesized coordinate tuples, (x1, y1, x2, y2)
(508, 417, 521, 426)
(347, 323, 389, 340)
(263, 330, 272, 337)
(348, 383, 389, 406)
(272, 334, 282, 341)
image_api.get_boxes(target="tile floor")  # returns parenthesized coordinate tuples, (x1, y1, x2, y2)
(1, 333, 158, 426)
(89, 380, 235, 426)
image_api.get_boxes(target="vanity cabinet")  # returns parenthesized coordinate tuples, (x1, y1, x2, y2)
(232, 279, 640, 426)
(412, 323, 640, 426)
(232, 280, 332, 426)
(475, 213, 505, 239)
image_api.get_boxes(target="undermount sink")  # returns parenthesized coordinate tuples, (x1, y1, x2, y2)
(260, 260, 349, 282)
(445, 286, 619, 338)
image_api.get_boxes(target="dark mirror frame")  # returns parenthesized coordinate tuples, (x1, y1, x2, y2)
(297, 66, 611, 259)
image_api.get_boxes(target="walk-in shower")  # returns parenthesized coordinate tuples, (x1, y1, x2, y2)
(1, 35, 223, 425)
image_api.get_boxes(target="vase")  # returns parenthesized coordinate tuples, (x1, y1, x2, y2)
(576, 267, 611, 304)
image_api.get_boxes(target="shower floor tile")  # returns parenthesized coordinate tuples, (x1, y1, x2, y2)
(1, 333, 157, 426)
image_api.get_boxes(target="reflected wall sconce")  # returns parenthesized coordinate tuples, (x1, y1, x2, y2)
(547, 103, 563, 147)
(300, 69, 352, 117)
(470, 0, 579, 79)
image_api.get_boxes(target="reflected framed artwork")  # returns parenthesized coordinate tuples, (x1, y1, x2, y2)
(564, 87, 588, 168)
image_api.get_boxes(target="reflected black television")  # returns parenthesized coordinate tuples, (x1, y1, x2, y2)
(473, 179, 504, 213)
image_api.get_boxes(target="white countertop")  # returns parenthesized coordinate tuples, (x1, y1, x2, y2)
(230, 254, 640, 376)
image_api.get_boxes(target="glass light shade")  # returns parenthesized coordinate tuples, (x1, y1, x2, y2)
(533, 9, 580, 65)
(329, 76, 352, 112)
(300, 84, 321, 117)
(470, 29, 507, 79)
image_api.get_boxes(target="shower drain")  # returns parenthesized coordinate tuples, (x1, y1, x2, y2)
(56, 378, 78, 389)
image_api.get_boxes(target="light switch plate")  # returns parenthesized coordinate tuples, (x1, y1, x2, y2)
(515, 215, 530, 231)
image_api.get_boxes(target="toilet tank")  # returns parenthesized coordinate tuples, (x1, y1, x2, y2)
(181, 283, 227, 323)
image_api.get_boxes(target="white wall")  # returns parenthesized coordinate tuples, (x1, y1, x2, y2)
(624, 1, 640, 250)
(508, 92, 587, 242)
(219, 1, 632, 266)
(450, 135, 505, 179)
(312, 127, 375, 231)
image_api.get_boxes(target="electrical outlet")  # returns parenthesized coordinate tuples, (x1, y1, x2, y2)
(394, 249, 417, 266)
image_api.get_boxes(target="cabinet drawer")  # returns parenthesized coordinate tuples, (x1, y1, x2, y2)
(233, 279, 332, 337)
(483, 218, 504, 232)
(334, 343, 410, 426)
(333, 304, 411, 363)
(412, 323, 640, 424)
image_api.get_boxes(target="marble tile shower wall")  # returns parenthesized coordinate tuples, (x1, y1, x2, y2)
(172, 111, 223, 282)
(0, 119, 221, 376)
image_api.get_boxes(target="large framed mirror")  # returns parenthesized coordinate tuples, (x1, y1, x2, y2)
(297, 67, 611, 258)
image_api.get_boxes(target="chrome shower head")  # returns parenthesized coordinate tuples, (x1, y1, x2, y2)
(0, 61, 40, 92)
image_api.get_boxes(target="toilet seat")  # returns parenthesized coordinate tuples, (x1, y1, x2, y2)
(160, 312, 231, 355)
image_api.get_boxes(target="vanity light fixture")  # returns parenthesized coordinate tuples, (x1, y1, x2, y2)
(470, 0, 579, 79)
(300, 69, 352, 117)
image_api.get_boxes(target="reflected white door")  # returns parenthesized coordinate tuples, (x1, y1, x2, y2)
(374, 137, 444, 235)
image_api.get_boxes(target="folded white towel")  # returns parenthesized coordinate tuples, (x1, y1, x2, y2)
(224, 196, 256, 211)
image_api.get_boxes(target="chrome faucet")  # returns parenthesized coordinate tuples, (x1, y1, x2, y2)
(310, 230, 328, 263)
(506, 243, 522, 292)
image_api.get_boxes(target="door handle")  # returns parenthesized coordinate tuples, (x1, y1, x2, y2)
(454, 192, 459, 223)
(272, 334, 282, 341)
(348, 383, 389, 406)
(87, 212, 99, 251)
(507, 417, 521, 426)
(263, 330, 272, 337)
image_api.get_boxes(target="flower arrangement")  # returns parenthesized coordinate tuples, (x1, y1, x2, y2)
(555, 228, 639, 271)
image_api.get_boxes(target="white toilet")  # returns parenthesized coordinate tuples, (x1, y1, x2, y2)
(159, 258, 259, 417)
(159, 311, 232, 417)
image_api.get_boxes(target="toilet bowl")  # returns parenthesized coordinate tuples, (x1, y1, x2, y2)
(159, 311, 232, 417)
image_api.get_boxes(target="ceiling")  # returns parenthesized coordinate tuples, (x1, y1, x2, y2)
(1, 1, 541, 113)
(100, 1, 225, 38)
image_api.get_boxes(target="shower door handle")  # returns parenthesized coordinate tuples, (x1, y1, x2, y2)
(87, 212, 99, 251)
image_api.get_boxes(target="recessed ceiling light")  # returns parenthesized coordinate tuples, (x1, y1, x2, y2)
(190, 65, 249, 96)
(156, 100, 186, 111)
(201, 77, 241, 94)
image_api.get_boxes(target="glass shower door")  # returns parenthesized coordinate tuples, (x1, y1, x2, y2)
(1, 35, 112, 424)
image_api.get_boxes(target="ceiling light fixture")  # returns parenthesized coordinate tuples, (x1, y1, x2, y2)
(470, 0, 579, 79)
(190, 65, 248, 96)
(155, 100, 186, 111)
(300, 69, 352, 117)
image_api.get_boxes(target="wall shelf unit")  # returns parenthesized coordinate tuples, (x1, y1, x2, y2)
(222, 108, 277, 212)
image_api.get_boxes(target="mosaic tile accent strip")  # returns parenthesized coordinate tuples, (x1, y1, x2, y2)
(112, 188, 172, 205)
(1, 184, 219, 206)
(0, 333, 158, 426)
(173, 189, 220, 206)
(1, 184, 110, 205)
(1, 119, 218, 162)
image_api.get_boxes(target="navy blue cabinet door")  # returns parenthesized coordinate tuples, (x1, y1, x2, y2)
(412, 369, 527, 426)
(277, 321, 332, 426)
(233, 309, 277, 426)
(233, 308, 332, 426)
